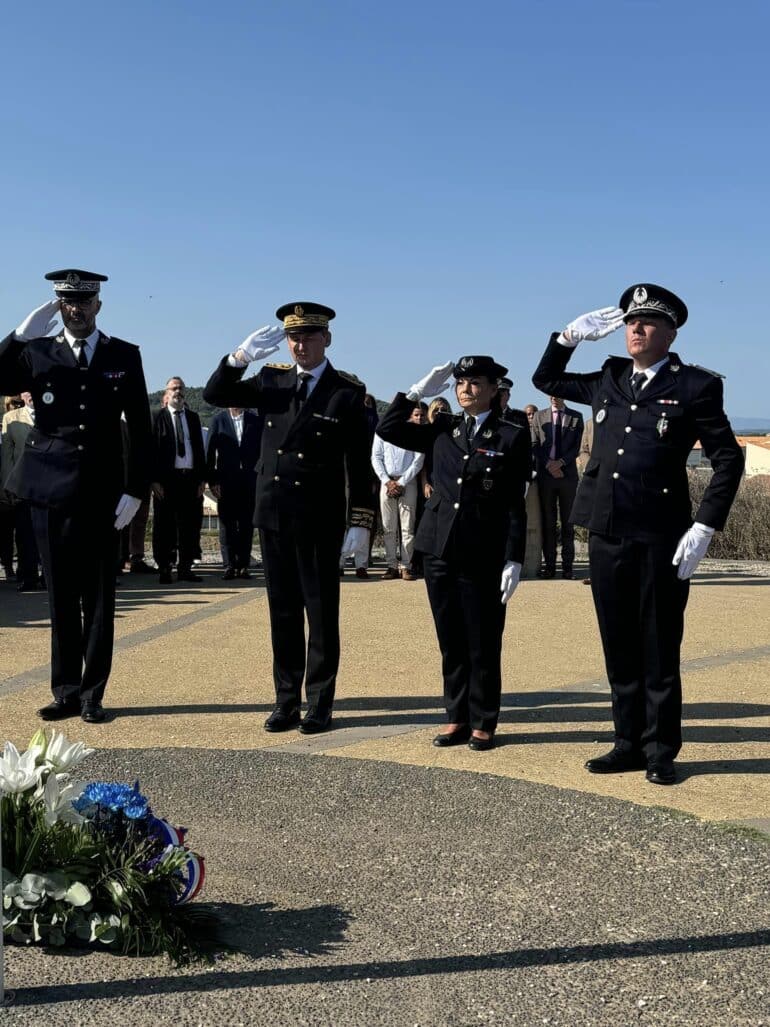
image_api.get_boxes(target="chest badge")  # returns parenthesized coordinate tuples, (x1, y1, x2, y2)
(482, 428, 492, 439)
(595, 409, 606, 424)
(452, 426, 461, 438)
(42, 391, 55, 405)
(656, 416, 669, 438)
(482, 479, 493, 491)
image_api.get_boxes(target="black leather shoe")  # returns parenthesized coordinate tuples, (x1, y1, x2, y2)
(222, 566, 236, 580)
(585, 748, 647, 774)
(158, 569, 173, 584)
(538, 568, 556, 579)
(468, 733, 495, 751)
(646, 761, 677, 785)
(237, 568, 251, 579)
(264, 706, 301, 732)
(433, 725, 471, 747)
(130, 560, 155, 574)
(178, 570, 203, 582)
(38, 699, 80, 721)
(298, 709, 332, 734)
(81, 703, 106, 724)
(562, 570, 574, 580)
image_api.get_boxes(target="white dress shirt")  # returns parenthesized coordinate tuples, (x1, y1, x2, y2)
(295, 359, 328, 397)
(630, 355, 670, 389)
(63, 326, 99, 365)
(230, 411, 244, 443)
(371, 435, 424, 485)
(170, 406, 194, 470)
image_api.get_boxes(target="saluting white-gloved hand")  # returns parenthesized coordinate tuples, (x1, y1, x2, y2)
(407, 361, 455, 400)
(15, 299, 61, 341)
(233, 324, 285, 365)
(500, 560, 522, 604)
(560, 306, 625, 346)
(672, 521, 715, 580)
(114, 494, 142, 531)
(341, 526, 370, 556)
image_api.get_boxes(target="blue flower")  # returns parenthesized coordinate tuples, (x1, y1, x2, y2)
(73, 781, 150, 820)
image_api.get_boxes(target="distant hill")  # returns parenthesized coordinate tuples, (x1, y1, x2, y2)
(732, 418, 770, 433)
(150, 387, 391, 426)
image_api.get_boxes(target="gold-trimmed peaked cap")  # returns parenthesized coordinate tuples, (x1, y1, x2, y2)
(620, 283, 688, 328)
(276, 301, 336, 333)
(45, 268, 108, 298)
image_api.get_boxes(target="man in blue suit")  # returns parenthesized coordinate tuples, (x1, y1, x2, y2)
(206, 406, 263, 578)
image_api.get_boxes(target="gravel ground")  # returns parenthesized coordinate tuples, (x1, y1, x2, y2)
(3, 748, 768, 1026)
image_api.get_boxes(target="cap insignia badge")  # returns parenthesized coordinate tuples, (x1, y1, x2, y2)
(66, 272, 81, 287)
(633, 286, 647, 304)
(460, 357, 474, 369)
(595, 409, 606, 424)
(294, 305, 304, 316)
(42, 391, 54, 405)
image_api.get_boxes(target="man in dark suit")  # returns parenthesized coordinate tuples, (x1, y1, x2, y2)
(151, 377, 206, 584)
(532, 397, 584, 578)
(378, 356, 531, 751)
(203, 302, 374, 734)
(206, 406, 263, 578)
(0, 270, 151, 722)
(532, 284, 744, 784)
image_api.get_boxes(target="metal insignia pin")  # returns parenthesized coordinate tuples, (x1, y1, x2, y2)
(453, 426, 461, 438)
(596, 409, 606, 424)
(656, 417, 668, 437)
(482, 428, 492, 438)
(42, 391, 54, 404)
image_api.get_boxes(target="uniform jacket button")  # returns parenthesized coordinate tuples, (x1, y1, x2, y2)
(79, 404, 85, 410)
(79, 424, 86, 430)
(630, 404, 638, 411)
(267, 421, 273, 427)
(625, 426, 632, 433)
(612, 472, 619, 479)
(298, 453, 304, 459)
(463, 454, 469, 461)
(617, 448, 624, 455)
(453, 502, 460, 509)
(277, 448, 283, 455)
(274, 475, 280, 481)
(81, 384, 87, 391)
(663, 487, 669, 494)
(456, 477, 462, 484)
(294, 481, 301, 486)
(77, 445, 84, 451)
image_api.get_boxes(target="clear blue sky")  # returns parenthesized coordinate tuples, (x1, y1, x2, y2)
(2, 0, 768, 418)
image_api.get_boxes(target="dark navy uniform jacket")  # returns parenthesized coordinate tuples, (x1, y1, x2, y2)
(377, 393, 531, 566)
(0, 330, 151, 509)
(203, 358, 374, 532)
(532, 335, 744, 541)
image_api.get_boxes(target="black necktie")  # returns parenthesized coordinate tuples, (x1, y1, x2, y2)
(295, 372, 311, 411)
(74, 339, 89, 369)
(465, 415, 476, 443)
(173, 409, 186, 457)
(631, 371, 647, 399)
(553, 411, 562, 459)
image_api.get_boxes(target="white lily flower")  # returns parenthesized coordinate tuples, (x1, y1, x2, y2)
(0, 741, 43, 794)
(43, 731, 94, 773)
(41, 774, 86, 827)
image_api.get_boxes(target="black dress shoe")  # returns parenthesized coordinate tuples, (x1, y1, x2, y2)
(81, 704, 106, 724)
(222, 566, 236, 580)
(646, 761, 677, 785)
(37, 699, 80, 721)
(585, 748, 647, 774)
(130, 560, 155, 574)
(468, 733, 495, 751)
(538, 568, 556, 579)
(562, 570, 574, 580)
(237, 568, 251, 579)
(299, 709, 332, 734)
(264, 706, 301, 732)
(432, 725, 471, 747)
(158, 569, 173, 585)
(178, 570, 203, 582)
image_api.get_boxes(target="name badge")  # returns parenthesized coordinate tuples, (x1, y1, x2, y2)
(595, 409, 606, 424)
(312, 413, 339, 423)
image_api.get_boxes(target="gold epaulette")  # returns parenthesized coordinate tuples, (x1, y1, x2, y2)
(264, 362, 293, 370)
(337, 369, 365, 387)
(350, 507, 374, 531)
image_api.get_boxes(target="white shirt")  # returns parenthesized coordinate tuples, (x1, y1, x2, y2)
(295, 359, 328, 398)
(63, 326, 99, 365)
(230, 411, 244, 443)
(169, 405, 194, 470)
(631, 355, 670, 389)
(371, 435, 424, 486)
(464, 409, 491, 438)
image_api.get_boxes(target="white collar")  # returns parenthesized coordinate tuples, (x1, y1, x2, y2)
(295, 358, 328, 382)
(64, 326, 99, 349)
(466, 409, 491, 428)
(632, 355, 670, 379)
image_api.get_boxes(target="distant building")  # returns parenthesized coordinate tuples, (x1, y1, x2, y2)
(689, 435, 770, 477)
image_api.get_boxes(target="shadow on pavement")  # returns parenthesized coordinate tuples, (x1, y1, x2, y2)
(11, 928, 770, 1006)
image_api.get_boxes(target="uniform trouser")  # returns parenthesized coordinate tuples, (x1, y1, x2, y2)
(588, 532, 690, 762)
(380, 479, 418, 568)
(31, 503, 117, 707)
(423, 550, 507, 733)
(539, 475, 577, 572)
(260, 518, 345, 714)
(218, 478, 256, 569)
(152, 473, 202, 571)
(15, 501, 41, 585)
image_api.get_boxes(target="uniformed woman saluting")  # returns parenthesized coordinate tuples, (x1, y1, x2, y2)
(377, 357, 531, 751)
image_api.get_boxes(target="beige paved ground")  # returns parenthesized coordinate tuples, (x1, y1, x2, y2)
(2, 562, 768, 827)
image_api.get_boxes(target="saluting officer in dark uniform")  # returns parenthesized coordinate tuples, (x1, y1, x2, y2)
(532, 285, 744, 783)
(0, 270, 152, 722)
(203, 302, 374, 734)
(378, 356, 531, 751)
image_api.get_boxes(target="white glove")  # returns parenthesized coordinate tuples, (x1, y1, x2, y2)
(407, 361, 455, 400)
(560, 306, 625, 346)
(234, 324, 285, 364)
(672, 522, 714, 580)
(114, 494, 142, 531)
(341, 526, 370, 557)
(500, 560, 522, 604)
(15, 299, 61, 341)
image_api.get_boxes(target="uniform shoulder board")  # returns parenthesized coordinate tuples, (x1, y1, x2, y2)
(264, 362, 293, 370)
(337, 368, 365, 387)
(687, 362, 725, 379)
